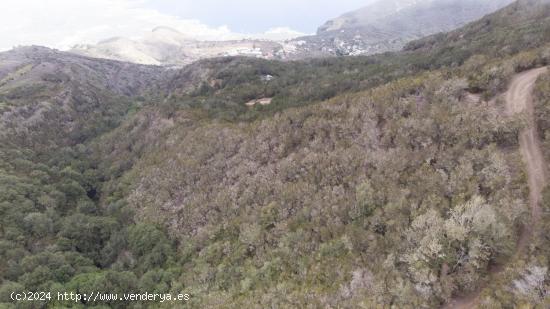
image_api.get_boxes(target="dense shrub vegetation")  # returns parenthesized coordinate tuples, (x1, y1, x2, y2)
(1, 0, 550, 308)
(112, 73, 528, 307)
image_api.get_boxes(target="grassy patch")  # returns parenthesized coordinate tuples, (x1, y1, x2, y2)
(0, 63, 33, 86)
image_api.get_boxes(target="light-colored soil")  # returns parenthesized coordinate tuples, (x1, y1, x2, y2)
(443, 67, 548, 309)
(245, 97, 273, 107)
(506, 68, 548, 232)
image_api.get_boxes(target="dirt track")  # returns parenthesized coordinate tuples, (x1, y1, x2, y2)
(443, 67, 548, 309)
(506, 68, 548, 232)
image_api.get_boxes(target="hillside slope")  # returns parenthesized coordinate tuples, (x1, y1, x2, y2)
(71, 27, 286, 67)
(264, 0, 515, 59)
(319, 0, 513, 34)
(0, 46, 165, 147)
(92, 1, 550, 307)
(1, 1, 550, 308)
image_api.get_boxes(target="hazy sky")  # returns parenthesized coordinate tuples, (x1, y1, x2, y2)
(144, 0, 374, 33)
(0, 0, 376, 51)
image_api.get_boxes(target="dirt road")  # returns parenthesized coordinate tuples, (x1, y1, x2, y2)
(506, 67, 548, 232)
(443, 67, 548, 309)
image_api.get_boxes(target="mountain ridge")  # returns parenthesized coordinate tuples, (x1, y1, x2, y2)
(69, 0, 515, 66)
(297, 0, 516, 58)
